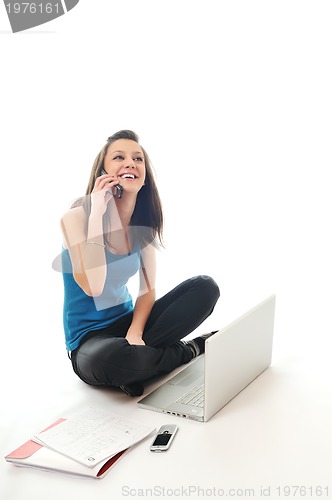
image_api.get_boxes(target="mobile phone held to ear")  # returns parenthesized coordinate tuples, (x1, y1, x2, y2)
(100, 168, 124, 199)
(150, 425, 178, 452)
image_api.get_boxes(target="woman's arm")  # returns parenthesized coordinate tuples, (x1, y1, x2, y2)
(61, 206, 107, 296)
(61, 174, 121, 296)
(125, 244, 157, 345)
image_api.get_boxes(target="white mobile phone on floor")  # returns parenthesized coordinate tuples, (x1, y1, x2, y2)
(150, 425, 178, 452)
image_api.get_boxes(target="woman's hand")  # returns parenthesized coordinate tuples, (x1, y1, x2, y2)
(125, 330, 146, 346)
(91, 173, 121, 215)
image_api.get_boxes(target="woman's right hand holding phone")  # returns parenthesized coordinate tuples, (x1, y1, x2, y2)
(91, 173, 120, 215)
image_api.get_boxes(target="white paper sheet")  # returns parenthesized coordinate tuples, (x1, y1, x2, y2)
(32, 407, 154, 467)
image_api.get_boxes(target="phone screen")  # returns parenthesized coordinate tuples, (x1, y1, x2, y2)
(152, 433, 172, 446)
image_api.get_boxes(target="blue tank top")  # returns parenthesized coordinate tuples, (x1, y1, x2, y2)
(62, 247, 140, 351)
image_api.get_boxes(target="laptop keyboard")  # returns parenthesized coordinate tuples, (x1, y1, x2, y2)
(176, 384, 205, 407)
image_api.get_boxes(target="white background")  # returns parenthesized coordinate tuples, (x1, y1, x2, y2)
(0, 1, 331, 499)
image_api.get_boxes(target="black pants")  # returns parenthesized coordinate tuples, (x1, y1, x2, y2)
(71, 275, 220, 389)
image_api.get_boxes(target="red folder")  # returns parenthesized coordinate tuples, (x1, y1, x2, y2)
(5, 419, 127, 479)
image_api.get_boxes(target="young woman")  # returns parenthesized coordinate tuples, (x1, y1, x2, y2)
(61, 130, 220, 396)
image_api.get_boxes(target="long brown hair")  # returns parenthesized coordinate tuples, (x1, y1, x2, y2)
(72, 130, 164, 248)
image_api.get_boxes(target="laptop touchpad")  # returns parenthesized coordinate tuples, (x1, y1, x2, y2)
(168, 372, 201, 387)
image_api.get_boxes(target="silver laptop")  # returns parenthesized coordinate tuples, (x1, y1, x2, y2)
(138, 295, 276, 422)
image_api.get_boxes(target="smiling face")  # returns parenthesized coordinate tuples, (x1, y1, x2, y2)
(103, 139, 146, 194)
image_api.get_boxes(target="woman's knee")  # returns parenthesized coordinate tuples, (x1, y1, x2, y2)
(194, 275, 220, 302)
